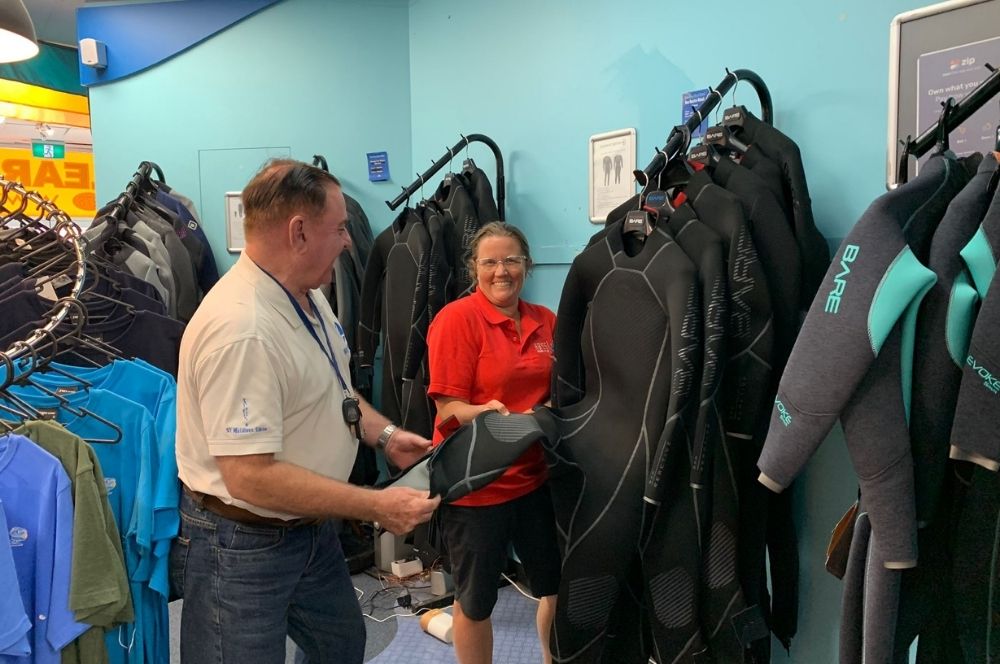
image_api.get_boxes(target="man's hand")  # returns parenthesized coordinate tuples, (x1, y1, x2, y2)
(386, 429, 433, 469)
(373, 487, 440, 535)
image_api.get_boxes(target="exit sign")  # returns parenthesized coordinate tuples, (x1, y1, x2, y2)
(32, 142, 65, 159)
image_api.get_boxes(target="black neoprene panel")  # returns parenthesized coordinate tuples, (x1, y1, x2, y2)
(731, 107, 830, 310)
(358, 207, 435, 436)
(433, 176, 481, 296)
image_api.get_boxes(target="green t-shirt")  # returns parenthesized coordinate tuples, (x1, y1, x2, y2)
(16, 420, 133, 663)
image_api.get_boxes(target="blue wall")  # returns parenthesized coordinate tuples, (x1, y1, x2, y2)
(89, 0, 412, 272)
(88, 1, 936, 661)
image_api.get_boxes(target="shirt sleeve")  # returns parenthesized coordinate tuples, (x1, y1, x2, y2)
(427, 305, 479, 402)
(45, 476, 89, 651)
(196, 336, 285, 456)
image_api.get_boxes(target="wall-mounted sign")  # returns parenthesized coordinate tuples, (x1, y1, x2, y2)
(682, 88, 711, 138)
(367, 151, 390, 182)
(32, 142, 66, 159)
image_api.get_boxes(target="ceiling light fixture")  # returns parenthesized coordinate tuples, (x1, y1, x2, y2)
(0, 1, 39, 64)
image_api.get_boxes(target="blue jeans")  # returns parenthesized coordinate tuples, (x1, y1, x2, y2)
(170, 492, 364, 664)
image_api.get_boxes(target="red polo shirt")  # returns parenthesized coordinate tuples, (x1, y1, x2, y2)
(427, 288, 556, 506)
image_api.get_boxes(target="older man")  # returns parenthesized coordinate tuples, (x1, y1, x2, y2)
(173, 159, 438, 663)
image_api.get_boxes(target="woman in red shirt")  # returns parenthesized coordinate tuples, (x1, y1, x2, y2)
(427, 222, 560, 664)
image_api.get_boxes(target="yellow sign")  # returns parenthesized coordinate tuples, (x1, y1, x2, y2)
(0, 148, 96, 220)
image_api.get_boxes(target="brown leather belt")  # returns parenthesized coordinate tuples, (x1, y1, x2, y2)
(182, 485, 322, 529)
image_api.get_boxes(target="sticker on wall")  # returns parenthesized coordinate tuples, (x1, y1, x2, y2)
(682, 88, 711, 138)
(367, 151, 390, 182)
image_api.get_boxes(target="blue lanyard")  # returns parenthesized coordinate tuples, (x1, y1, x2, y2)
(252, 260, 352, 396)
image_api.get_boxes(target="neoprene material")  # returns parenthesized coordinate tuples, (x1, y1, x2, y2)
(358, 208, 436, 437)
(432, 175, 481, 296)
(731, 106, 831, 309)
(759, 154, 975, 567)
(381, 410, 557, 503)
(548, 220, 702, 663)
(911, 154, 999, 524)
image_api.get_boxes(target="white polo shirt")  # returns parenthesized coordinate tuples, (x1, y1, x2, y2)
(176, 252, 357, 519)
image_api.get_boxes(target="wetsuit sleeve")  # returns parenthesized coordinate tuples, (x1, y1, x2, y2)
(552, 262, 588, 407)
(357, 227, 392, 370)
(645, 262, 702, 503)
(401, 220, 432, 383)
(757, 230, 936, 492)
(950, 267, 1000, 469)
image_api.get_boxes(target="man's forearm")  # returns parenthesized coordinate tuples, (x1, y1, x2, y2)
(226, 456, 378, 521)
(357, 395, 393, 447)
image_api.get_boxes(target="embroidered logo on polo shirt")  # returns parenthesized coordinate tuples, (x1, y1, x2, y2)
(105, 478, 117, 492)
(9, 527, 28, 547)
(534, 341, 553, 354)
(225, 398, 270, 435)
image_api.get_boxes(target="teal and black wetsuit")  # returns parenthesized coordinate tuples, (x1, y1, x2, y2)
(761, 153, 977, 663)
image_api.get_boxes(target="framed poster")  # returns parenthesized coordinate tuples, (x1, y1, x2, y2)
(887, 0, 1000, 187)
(225, 191, 246, 253)
(589, 128, 636, 223)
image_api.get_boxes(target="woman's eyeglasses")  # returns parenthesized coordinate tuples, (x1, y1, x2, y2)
(476, 255, 528, 269)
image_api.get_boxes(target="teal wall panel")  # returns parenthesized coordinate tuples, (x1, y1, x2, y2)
(90, 0, 412, 273)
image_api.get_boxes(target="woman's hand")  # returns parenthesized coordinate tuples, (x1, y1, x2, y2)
(385, 429, 433, 469)
(479, 399, 510, 416)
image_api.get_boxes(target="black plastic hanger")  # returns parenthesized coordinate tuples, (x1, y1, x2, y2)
(933, 97, 958, 156)
(702, 123, 749, 156)
(4, 340, 121, 444)
(657, 125, 695, 193)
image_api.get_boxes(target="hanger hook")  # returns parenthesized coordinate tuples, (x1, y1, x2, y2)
(936, 97, 958, 153)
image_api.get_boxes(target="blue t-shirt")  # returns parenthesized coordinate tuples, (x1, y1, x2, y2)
(1, 388, 164, 664)
(23, 359, 179, 595)
(0, 500, 31, 657)
(0, 435, 88, 664)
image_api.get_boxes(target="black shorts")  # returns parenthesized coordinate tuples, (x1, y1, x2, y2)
(439, 485, 562, 621)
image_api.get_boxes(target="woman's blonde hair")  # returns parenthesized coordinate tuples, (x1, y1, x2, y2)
(466, 221, 533, 281)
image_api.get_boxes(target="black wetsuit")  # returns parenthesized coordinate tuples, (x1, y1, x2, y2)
(358, 207, 435, 437)
(729, 106, 830, 308)
(433, 175, 481, 295)
(548, 219, 702, 663)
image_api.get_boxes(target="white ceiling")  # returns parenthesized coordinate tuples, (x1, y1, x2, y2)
(24, 0, 90, 47)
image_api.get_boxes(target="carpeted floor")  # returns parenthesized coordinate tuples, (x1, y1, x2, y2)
(168, 574, 541, 663)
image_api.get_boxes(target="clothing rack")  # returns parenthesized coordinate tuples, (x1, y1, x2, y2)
(895, 63, 1000, 185)
(386, 133, 506, 220)
(635, 68, 773, 187)
(0, 179, 87, 366)
(101, 160, 165, 223)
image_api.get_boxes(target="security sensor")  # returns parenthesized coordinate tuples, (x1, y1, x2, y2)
(79, 38, 107, 69)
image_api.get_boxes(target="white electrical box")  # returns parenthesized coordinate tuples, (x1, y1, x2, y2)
(79, 38, 107, 69)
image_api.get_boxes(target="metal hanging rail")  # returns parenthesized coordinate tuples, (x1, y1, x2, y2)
(895, 63, 1000, 185)
(0, 180, 87, 366)
(387, 133, 506, 220)
(634, 68, 773, 187)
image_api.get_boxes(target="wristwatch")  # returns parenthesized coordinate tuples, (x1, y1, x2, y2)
(376, 424, 398, 451)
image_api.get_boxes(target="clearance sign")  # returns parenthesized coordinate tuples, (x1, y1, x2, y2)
(0, 148, 96, 220)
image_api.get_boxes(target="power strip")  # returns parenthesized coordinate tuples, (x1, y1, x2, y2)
(391, 558, 424, 577)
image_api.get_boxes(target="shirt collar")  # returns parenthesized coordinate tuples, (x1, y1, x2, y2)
(471, 287, 542, 338)
(233, 252, 304, 329)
